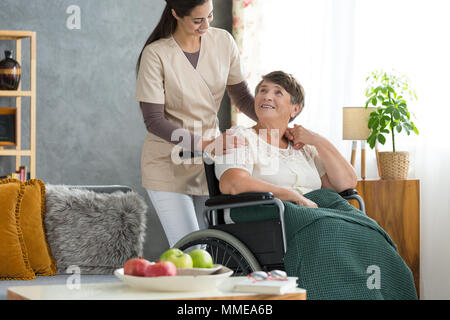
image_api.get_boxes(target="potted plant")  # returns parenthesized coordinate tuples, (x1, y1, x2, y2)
(364, 70, 419, 179)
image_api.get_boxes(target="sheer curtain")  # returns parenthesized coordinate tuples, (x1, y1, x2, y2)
(233, 0, 357, 160)
(352, 0, 450, 300)
(233, 0, 450, 299)
(231, 0, 261, 127)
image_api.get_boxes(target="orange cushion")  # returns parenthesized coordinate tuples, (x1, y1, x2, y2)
(0, 179, 35, 280)
(19, 179, 56, 276)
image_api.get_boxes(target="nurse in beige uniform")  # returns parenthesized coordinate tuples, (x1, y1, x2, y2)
(135, 0, 257, 247)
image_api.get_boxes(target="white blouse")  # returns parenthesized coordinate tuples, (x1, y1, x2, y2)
(214, 126, 327, 195)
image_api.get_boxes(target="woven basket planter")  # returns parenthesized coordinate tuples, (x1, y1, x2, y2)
(378, 151, 410, 179)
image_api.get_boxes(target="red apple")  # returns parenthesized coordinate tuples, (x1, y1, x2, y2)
(124, 257, 153, 277)
(144, 261, 177, 277)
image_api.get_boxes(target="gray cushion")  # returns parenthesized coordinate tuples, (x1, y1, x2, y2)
(44, 185, 147, 275)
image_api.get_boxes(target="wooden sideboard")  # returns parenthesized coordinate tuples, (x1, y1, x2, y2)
(350, 179, 420, 296)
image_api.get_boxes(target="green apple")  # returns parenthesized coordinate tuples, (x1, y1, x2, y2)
(159, 248, 183, 262)
(189, 249, 213, 268)
(159, 248, 193, 269)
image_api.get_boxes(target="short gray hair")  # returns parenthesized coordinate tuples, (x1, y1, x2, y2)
(255, 71, 305, 122)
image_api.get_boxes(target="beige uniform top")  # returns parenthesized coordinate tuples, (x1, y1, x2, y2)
(135, 27, 245, 195)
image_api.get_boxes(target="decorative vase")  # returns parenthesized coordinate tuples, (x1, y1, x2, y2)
(0, 50, 22, 90)
(378, 151, 410, 179)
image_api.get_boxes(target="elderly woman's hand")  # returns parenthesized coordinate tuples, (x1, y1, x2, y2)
(282, 188, 318, 208)
(286, 124, 322, 150)
(295, 194, 318, 208)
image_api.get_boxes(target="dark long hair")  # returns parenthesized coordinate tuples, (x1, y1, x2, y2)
(136, 0, 208, 76)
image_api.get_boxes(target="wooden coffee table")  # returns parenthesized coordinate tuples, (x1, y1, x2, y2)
(7, 276, 306, 300)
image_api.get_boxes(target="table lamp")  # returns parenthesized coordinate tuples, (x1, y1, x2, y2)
(342, 107, 378, 179)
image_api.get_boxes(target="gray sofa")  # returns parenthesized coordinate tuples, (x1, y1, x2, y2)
(0, 185, 147, 300)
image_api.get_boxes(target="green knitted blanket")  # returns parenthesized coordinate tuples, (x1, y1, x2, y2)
(229, 188, 418, 300)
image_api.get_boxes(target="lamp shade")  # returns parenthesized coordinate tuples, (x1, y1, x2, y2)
(342, 107, 376, 140)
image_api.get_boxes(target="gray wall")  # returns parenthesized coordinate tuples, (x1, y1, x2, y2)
(0, 0, 232, 260)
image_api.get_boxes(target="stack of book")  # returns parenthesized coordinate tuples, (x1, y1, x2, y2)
(0, 165, 29, 182)
(233, 276, 299, 295)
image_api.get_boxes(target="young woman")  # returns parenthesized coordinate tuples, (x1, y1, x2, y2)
(135, 0, 256, 247)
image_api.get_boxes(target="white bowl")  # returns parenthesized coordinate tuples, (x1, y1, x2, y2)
(177, 264, 223, 276)
(114, 265, 233, 292)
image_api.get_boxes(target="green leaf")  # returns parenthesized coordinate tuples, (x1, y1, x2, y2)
(399, 107, 407, 115)
(393, 109, 401, 120)
(377, 134, 386, 144)
(368, 134, 377, 149)
(411, 122, 419, 135)
(403, 124, 411, 135)
(396, 124, 402, 133)
(374, 118, 380, 129)
(404, 122, 413, 130)
(389, 121, 396, 130)
(369, 132, 377, 143)
(374, 86, 383, 94)
(372, 97, 377, 106)
(367, 132, 376, 145)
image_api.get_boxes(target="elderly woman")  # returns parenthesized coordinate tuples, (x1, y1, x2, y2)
(213, 71, 417, 300)
(215, 71, 357, 207)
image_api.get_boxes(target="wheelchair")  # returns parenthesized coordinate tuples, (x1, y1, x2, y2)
(174, 152, 366, 276)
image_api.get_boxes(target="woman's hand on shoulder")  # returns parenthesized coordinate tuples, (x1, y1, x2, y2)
(285, 124, 322, 150)
(201, 129, 247, 156)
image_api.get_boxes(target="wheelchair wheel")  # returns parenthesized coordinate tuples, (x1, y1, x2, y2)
(173, 229, 262, 276)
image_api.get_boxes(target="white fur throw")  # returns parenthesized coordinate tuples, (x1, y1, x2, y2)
(44, 185, 147, 274)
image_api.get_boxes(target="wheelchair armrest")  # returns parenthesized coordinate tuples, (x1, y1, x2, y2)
(338, 188, 358, 198)
(205, 192, 274, 207)
(339, 188, 366, 214)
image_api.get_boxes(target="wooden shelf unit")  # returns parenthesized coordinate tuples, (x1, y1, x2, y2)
(0, 30, 36, 179)
(0, 90, 33, 97)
